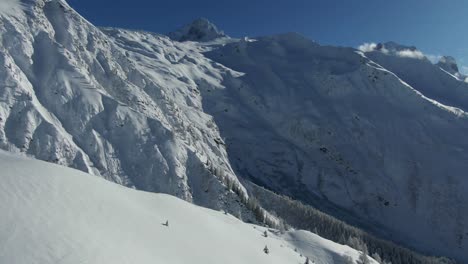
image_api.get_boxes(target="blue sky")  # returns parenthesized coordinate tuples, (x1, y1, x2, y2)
(67, 0, 468, 73)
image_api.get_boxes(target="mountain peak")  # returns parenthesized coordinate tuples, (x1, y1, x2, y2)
(168, 18, 228, 42)
(437, 56, 459, 74)
(380, 41, 417, 52)
(366, 41, 428, 60)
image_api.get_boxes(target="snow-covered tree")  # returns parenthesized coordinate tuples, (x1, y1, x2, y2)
(358, 251, 371, 264)
(343, 256, 354, 264)
(372, 252, 383, 263)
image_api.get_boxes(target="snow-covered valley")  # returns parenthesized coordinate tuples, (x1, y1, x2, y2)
(0, 0, 467, 263)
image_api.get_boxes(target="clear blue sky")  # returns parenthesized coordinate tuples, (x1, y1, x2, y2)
(67, 0, 468, 73)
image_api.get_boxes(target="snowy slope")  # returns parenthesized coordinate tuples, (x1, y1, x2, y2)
(201, 34, 468, 261)
(0, 0, 23, 17)
(0, 150, 375, 264)
(0, 0, 252, 217)
(364, 42, 468, 111)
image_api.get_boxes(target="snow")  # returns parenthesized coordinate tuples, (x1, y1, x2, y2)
(365, 43, 468, 112)
(0, 150, 373, 264)
(203, 36, 468, 261)
(436, 56, 468, 81)
(0, 0, 467, 262)
(0, 0, 248, 218)
(437, 56, 459, 73)
(0, 0, 23, 17)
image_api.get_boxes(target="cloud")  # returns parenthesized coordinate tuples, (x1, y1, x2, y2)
(356, 42, 389, 54)
(358, 42, 431, 60)
(425, 54, 442, 64)
(395, 49, 426, 60)
(0, 0, 23, 17)
(358, 42, 378, 53)
(357, 42, 468, 81)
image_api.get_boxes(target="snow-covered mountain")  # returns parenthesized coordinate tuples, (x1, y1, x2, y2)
(0, 0, 467, 263)
(0, 150, 377, 264)
(437, 56, 460, 75)
(0, 0, 252, 217)
(200, 35, 468, 262)
(364, 42, 468, 111)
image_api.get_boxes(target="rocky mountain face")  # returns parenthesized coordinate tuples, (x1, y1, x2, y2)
(437, 56, 460, 74)
(0, 0, 253, 218)
(1, 0, 467, 262)
(168, 18, 228, 42)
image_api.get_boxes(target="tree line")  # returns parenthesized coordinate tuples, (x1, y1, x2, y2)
(247, 182, 456, 264)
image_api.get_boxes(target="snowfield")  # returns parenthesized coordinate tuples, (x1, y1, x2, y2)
(0, 150, 373, 264)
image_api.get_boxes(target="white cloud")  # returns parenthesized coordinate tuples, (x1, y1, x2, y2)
(358, 42, 378, 53)
(395, 49, 426, 60)
(358, 42, 430, 60)
(425, 54, 442, 64)
(0, 0, 23, 17)
(357, 42, 389, 54)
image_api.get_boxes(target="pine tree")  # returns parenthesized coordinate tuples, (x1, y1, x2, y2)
(263, 245, 269, 254)
(263, 230, 268, 237)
